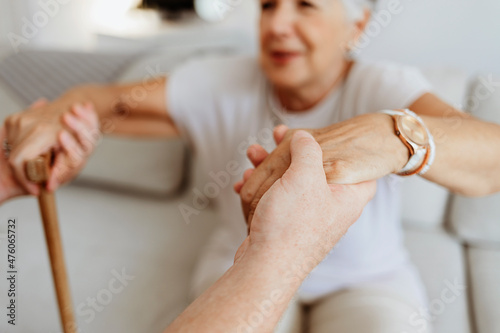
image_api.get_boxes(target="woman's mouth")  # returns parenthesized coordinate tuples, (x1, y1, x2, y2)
(270, 51, 302, 65)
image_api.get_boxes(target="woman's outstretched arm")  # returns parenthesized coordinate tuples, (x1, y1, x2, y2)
(238, 93, 500, 224)
(408, 93, 500, 197)
(1, 77, 179, 201)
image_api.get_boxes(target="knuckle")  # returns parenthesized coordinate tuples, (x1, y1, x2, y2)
(325, 159, 347, 180)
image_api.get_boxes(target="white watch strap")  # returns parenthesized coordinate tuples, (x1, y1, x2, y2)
(399, 148, 427, 173)
(380, 109, 435, 176)
(380, 110, 406, 117)
(403, 109, 436, 176)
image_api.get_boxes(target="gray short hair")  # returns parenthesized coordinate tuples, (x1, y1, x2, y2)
(340, 0, 373, 21)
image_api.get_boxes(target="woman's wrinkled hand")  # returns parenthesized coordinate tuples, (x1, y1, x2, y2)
(1, 98, 99, 200)
(233, 130, 376, 265)
(237, 113, 408, 225)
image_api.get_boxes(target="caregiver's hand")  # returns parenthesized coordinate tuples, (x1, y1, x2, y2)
(1, 99, 99, 200)
(234, 130, 376, 265)
(238, 113, 407, 224)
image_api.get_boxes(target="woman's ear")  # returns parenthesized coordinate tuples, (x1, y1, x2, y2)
(352, 8, 372, 41)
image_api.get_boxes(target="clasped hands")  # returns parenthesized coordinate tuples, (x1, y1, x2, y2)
(2, 100, 404, 264)
(234, 113, 409, 232)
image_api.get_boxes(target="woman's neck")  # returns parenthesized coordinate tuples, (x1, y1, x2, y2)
(276, 60, 354, 112)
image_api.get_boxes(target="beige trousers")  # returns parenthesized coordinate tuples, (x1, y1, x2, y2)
(274, 287, 432, 333)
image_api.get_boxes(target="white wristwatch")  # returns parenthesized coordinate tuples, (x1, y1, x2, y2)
(380, 109, 435, 176)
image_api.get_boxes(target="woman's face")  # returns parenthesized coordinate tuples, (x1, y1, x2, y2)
(259, 0, 355, 90)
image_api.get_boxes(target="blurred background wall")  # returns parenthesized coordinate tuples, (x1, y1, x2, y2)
(0, 0, 499, 76)
(361, 0, 500, 76)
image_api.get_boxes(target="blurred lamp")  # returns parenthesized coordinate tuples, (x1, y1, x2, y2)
(194, 0, 227, 22)
(141, 0, 227, 22)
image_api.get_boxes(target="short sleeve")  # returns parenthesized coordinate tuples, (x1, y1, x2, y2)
(372, 62, 433, 110)
(389, 65, 431, 107)
(348, 61, 434, 114)
(166, 55, 262, 155)
(167, 57, 217, 152)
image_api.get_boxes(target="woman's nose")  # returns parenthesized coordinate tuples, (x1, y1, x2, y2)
(268, 6, 295, 37)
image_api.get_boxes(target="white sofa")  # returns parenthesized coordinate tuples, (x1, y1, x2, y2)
(0, 50, 499, 333)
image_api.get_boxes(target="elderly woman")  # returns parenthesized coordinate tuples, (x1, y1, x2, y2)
(2, 0, 500, 332)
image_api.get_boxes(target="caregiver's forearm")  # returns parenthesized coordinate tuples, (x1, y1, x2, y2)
(420, 114, 500, 197)
(164, 245, 305, 333)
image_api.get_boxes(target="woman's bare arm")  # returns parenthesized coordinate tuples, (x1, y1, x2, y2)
(50, 77, 179, 137)
(410, 93, 500, 197)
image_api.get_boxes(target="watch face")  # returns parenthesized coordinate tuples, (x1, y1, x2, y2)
(398, 115, 429, 145)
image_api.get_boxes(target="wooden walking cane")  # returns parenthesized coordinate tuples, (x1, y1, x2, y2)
(26, 152, 76, 333)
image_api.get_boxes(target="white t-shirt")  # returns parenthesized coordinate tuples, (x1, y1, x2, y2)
(167, 55, 432, 302)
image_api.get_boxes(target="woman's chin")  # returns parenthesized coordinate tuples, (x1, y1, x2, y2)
(264, 66, 309, 90)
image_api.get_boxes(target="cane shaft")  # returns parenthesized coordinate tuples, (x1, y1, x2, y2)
(27, 154, 76, 333)
(38, 189, 76, 333)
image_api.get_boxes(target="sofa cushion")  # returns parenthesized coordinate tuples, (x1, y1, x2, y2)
(0, 184, 220, 332)
(115, 48, 236, 84)
(400, 176, 450, 230)
(0, 51, 137, 105)
(404, 228, 471, 333)
(0, 81, 24, 117)
(74, 136, 186, 196)
(467, 247, 500, 333)
(449, 193, 500, 247)
(400, 67, 468, 230)
(449, 74, 500, 245)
